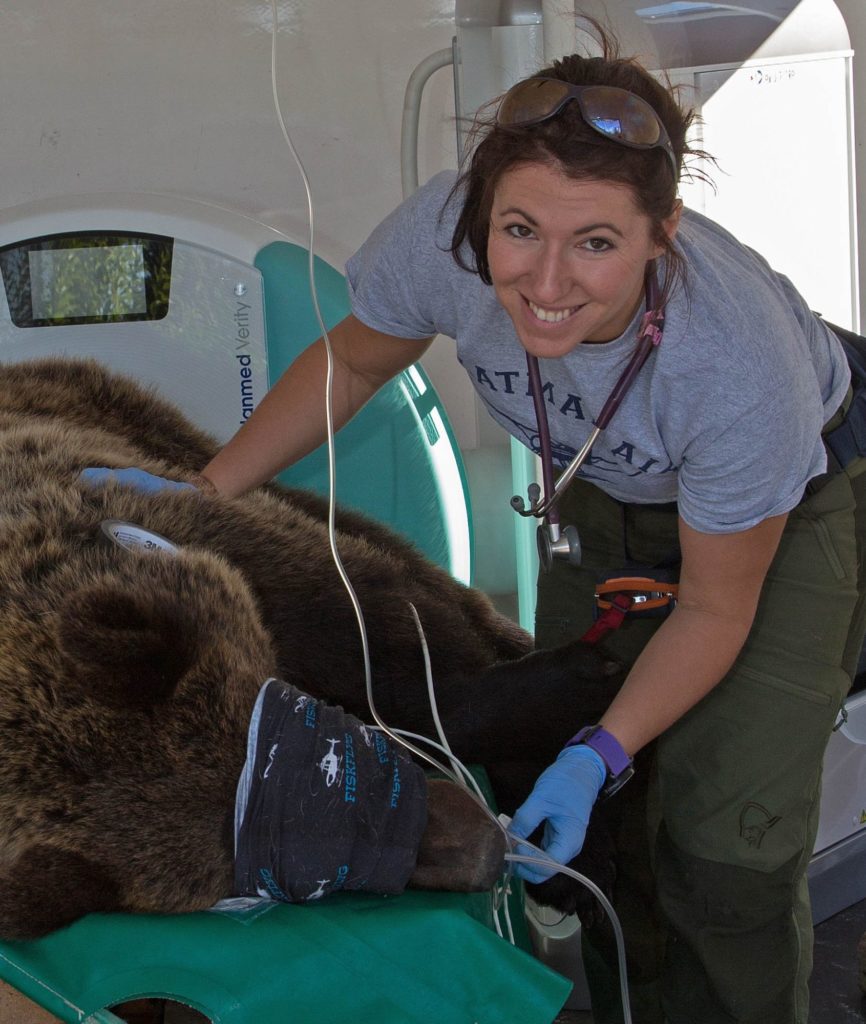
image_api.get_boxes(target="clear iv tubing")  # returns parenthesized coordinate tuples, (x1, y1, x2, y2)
(389, 714, 634, 1024)
(268, 0, 471, 793)
(268, 5, 632, 1020)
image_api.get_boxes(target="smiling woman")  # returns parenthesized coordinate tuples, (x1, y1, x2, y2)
(114, 20, 864, 1024)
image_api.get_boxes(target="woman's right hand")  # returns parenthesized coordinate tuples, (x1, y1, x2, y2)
(78, 467, 199, 494)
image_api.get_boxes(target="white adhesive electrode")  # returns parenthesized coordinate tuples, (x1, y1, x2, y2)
(99, 519, 179, 555)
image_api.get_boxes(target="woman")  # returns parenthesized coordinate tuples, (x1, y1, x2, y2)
(93, 33, 862, 1024)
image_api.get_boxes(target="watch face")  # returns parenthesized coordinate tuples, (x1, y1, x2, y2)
(601, 764, 635, 799)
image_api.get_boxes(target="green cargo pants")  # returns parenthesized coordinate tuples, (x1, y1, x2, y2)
(534, 457, 866, 1024)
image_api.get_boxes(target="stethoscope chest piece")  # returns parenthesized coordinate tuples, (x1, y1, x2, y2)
(537, 522, 582, 572)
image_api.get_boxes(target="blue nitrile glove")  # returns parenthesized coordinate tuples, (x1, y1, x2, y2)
(509, 744, 607, 883)
(79, 467, 197, 494)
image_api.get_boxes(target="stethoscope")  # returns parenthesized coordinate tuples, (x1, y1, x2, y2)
(510, 265, 666, 570)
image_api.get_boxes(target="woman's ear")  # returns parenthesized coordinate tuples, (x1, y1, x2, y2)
(651, 199, 683, 260)
(662, 199, 683, 243)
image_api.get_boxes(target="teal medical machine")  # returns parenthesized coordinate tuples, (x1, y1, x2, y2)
(0, 199, 570, 1023)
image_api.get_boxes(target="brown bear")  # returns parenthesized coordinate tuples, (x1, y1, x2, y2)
(0, 356, 618, 940)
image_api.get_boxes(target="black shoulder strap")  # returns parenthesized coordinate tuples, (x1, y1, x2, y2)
(821, 320, 866, 471)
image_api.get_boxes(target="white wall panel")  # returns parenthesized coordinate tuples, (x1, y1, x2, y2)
(0, 2, 458, 269)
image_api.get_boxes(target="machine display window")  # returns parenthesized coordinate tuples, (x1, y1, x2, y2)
(0, 232, 173, 327)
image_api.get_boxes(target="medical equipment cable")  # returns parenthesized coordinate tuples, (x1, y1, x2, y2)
(398, 609, 514, 943)
(407, 604, 459, 775)
(268, 6, 632, 1018)
(407, 602, 518, 940)
(268, 0, 474, 791)
(267, 24, 518, 955)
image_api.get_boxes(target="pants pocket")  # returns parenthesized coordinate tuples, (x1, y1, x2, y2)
(735, 664, 836, 708)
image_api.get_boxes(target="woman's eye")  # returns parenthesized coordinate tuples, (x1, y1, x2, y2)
(581, 237, 613, 252)
(506, 223, 535, 239)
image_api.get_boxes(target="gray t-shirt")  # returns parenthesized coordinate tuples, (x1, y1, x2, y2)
(346, 171, 850, 534)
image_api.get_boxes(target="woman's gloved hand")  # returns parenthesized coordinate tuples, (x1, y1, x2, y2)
(509, 744, 607, 883)
(79, 467, 198, 494)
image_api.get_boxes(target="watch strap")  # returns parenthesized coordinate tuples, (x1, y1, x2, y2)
(566, 725, 634, 798)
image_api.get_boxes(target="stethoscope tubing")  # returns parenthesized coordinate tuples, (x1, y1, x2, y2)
(525, 351, 562, 526)
(513, 267, 665, 526)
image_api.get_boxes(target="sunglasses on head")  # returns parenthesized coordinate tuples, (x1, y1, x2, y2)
(496, 78, 678, 179)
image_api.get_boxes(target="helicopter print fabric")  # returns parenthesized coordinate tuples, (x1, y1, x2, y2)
(234, 679, 428, 903)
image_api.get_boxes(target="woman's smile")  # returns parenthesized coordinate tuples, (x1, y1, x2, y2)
(526, 299, 584, 324)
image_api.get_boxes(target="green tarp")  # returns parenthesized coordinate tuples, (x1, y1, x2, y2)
(0, 890, 570, 1023)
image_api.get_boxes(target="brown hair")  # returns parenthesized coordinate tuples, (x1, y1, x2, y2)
(449, 26, 706, 298)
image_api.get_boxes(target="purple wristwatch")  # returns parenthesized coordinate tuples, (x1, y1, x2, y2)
(566, 725, 634, 798)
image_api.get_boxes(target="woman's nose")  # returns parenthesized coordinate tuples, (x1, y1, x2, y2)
(530, 247, 571, 304)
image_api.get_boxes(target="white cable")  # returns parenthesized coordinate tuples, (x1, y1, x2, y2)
(268, 0, 459, 783)
(269, 5, 516, 944)
(406, 603, 466, 781)
(501, 881, 516, 945)
(268, 9, 632, 1020)
(385, 722, 633, 1011)
(507, 852, 633, 1024)
(385, 728, 488, 804)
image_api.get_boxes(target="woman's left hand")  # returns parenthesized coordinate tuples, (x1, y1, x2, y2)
(508, 744, 607, 883)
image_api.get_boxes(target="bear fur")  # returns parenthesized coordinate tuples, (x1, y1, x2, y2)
(0, 357, 619, 940)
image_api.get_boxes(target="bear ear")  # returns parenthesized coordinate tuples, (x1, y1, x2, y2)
(58, 574, 196, 709)
(0, 844, 121, 940)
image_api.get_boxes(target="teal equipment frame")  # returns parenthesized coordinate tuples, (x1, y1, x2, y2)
(256, 241, 474, 583)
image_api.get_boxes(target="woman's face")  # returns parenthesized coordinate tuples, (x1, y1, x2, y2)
(487, 161, 681, 359)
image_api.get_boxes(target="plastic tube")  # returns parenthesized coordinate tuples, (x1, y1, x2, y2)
(268, 8, 633, 1019)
